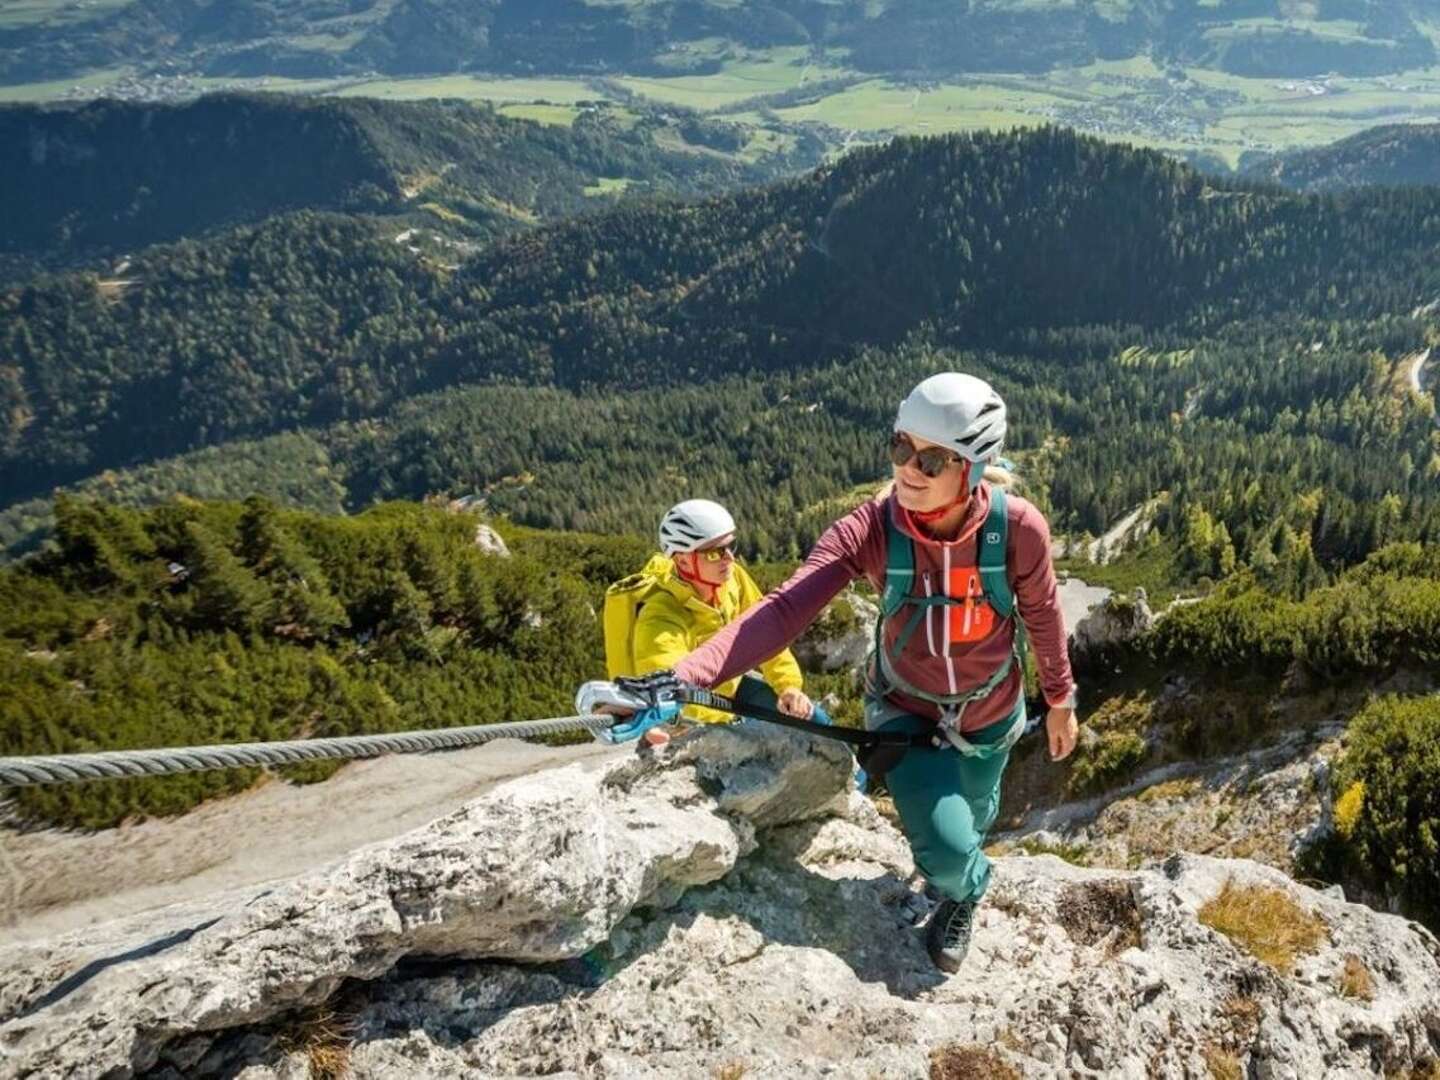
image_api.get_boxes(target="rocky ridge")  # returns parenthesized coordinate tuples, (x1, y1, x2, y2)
(2, 726, 1438, 1079)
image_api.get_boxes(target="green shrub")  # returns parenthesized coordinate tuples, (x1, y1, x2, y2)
(1068, 693, 1153, 794)
(1141, 546, 1440, 676)
(0, 497, 610, 828)
(1332, 694, 1440, 925)
(1070, 730, 1148, 795)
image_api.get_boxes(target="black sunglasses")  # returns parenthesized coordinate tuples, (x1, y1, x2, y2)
(888, 433, 963, 478)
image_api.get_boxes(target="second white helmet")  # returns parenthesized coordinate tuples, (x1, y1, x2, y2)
(895, 373, 1007, 477)
(659, 498, 736, 554)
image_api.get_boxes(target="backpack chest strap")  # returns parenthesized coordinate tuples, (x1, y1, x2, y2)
(881, 490, 1013, 619)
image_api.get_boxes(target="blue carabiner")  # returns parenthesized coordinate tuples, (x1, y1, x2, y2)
(597, 701, 681, 744)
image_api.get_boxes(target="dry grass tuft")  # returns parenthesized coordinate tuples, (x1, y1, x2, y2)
(1220, 992, 1262, 1035)
(1202, 1043, 1244, 1080)
(1338, 954, 1377, 1001)
(929, 1042, 1021, 1080)
(715, 1063, 748, 1080)
(1198, 878, 1328, 971)
(277, 1006, 355, 1080)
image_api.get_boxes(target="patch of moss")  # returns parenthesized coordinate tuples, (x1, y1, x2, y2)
(1137, 776, 1202, 802)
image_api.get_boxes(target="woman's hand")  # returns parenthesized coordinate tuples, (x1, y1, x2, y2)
(1046, 706, 1078, 761)
(777, 688, 815, 720)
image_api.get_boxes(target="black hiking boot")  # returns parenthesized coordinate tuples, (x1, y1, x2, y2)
(925, 898, 976, 974)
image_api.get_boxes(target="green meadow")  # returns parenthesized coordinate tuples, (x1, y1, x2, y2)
(7, 35, 1440, 171)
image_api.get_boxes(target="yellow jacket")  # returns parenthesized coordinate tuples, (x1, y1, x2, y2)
(632, 553, 804, 723)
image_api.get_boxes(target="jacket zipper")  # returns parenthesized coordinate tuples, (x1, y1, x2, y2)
(941, 547, 957, 693)
(923, 571, 937, 658)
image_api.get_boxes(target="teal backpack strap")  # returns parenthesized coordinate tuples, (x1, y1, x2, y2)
(978, 486, 1014, 619)
(978, 486, 1032, 695)
(881, 508, 914, 618)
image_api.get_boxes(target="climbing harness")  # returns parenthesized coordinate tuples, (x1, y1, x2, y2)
(871, 486, 1030, 733)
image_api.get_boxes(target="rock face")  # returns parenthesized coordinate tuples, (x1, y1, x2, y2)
(473, 524, 511, 557)
(1072, 589, 1156, 662)
(4, 726, 1440, 1080)
(999, 725, 1344, 879)
(791, 588, 877, 673)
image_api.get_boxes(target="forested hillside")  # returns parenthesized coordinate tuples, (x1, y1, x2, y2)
(0, 93, 820, 279)
(0, 497, 645, 827)
(5, 127, 1440, 575)
(2, 0, 1434, 85)
(1246, 122, 1440, 192)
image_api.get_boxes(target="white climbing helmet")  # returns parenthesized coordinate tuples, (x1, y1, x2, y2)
(659, 498, 736, 554)
(894, 373, 1007, 486)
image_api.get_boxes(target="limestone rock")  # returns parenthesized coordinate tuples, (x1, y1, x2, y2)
(1073, 589, 1156, 660)
(5, 724, 1440, 1080)
(0, 726, 851, 1078)
(473, 524, 511, 557)
(791, 588, 877, 673)
(189, 852, 1440, 1080)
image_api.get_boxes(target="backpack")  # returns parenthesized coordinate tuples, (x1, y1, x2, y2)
(602, 569, 665, 679)
(872, 486, 1028, 712)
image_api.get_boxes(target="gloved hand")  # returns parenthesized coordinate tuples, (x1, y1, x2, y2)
(776, 687, 815, 720)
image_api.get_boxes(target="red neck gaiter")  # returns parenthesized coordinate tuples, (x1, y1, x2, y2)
(908, 461, 972, 527)
(676, 558, 720, 605)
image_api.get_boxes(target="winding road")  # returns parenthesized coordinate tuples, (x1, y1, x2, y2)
(1088, 501, 1154, 564)
(1410, 347, 1432, 397)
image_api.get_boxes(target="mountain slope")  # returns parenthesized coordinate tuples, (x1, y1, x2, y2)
(0, 92, 819, 276)
(8, 126, 1440, 504)
(2, 0, 1434, 86)
(1245, 122, 1440, 192)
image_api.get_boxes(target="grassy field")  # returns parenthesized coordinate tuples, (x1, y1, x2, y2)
(0, 65, 133, 101)
(1202, 17, 1369, 43)
(614, 46, 842, 109)
(498, 102, 581, 127)
(7, 38, 1440, 173)
(333, 76, 608, 104)
(775, 78, 1061, 135)
(583, 177, 632, 196)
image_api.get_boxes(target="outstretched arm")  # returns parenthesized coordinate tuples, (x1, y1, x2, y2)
(675, 500, 883, 689)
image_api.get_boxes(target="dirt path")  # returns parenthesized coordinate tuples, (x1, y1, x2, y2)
(1411, 347, 1433, 397)
(1, 739, 625, 943)
(1089, 502, 1151, 563)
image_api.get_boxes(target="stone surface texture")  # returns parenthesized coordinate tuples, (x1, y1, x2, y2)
(3, 724, 1438, 1080)
(1072, 589, 1156, 660)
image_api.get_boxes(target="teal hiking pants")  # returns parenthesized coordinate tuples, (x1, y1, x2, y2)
(868, 696, 1025, 905)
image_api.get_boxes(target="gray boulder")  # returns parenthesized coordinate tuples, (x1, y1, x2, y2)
(473, 524, 511, 558)
(1073, 589, 1156, 660)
